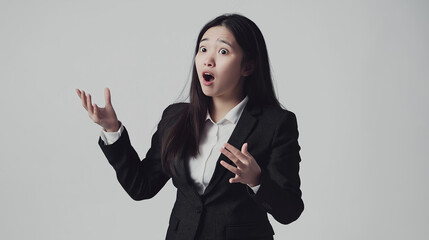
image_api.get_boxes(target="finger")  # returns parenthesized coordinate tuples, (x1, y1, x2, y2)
(76, 89, 84, 102)
(105, 88, 112, 106)
(229, 177, 241, 184)
(93, 104, 99, 122)
(220, 147, 246, 168)
(81, 90, 88, 110)
(87, 94, 94, 114)
(224, 143, 247, 162)
(220, 160, 241, 176)
(220, 147, 238, 161)
(224, 143, 245, 158)
(241, 143, 252, 158)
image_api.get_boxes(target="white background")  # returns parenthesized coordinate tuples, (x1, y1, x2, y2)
(1, 0, 428, 239)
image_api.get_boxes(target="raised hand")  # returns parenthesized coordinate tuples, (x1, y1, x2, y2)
(220, 143, 261, 187)
(76, 88, 120, 132)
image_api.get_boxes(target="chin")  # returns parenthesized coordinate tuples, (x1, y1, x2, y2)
(200, 85, 214, 97)
(201, 90, 214, 97)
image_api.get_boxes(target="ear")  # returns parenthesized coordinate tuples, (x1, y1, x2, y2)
(241, 61, 255, 77)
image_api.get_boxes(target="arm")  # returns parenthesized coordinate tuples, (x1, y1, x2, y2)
(99, 122, 170, 201)
(219, 110, 304, 224)
(251, 111, 304, 224)
(76, 88, 171, 200)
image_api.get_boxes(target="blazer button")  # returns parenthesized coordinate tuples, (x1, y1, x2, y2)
(196, 206, 203, 214)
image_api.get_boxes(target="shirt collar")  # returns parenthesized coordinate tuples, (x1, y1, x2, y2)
(206, 96, 249, 124)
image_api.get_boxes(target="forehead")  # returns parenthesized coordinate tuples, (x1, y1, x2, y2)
(200, 26, 237, 45)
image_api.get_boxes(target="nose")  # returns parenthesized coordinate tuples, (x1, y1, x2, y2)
(203, 53, 215, 67)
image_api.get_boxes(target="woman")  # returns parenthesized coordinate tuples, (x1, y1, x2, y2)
(77, 14, 303, 240)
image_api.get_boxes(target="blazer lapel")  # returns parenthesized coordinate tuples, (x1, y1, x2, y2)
(202, 104, 261, 196)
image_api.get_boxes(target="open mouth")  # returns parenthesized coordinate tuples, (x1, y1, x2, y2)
(203, 72, 214, 82)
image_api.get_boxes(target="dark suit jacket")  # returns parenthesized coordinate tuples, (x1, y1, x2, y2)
(99, 103, 304, 240)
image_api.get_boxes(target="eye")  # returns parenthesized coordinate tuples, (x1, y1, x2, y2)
(200, 46, 207, 52)
(219, 49, 228, 55)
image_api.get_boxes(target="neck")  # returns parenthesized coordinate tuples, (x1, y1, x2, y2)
(209, 94, 244, 123)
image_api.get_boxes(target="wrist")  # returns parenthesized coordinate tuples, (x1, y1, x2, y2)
(248, 182, 260, 188)
(248, 179, 260, 187)
(249, 171, 261, 187)
(104, 121, 120, 132)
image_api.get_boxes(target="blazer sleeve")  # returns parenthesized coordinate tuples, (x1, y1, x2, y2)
(249, 111, 304, 224)
(98, 107, 173, 201)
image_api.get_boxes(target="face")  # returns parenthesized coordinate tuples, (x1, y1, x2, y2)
(195, 26, 250, 102)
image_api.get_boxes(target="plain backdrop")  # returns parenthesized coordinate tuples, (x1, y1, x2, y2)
(1, 0, 428, 239)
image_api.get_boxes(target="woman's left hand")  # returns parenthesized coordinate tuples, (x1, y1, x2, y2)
(220, 143, 261, 187)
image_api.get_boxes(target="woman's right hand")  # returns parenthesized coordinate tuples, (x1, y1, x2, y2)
(76, 88, 120, 132)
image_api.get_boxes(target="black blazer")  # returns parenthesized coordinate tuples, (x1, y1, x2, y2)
(99, 103, 304, 240)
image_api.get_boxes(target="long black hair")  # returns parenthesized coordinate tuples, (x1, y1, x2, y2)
(161, 14, 280, 176)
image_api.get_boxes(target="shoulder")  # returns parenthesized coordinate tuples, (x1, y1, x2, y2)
(158, 102, 189, 131)
(256, 105, 300, 148)
(252, 104, 298, 124)
(248, 105, 300, 142)
(162, 102, 189, 117)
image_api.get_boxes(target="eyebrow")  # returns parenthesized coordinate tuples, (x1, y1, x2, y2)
(200, 38, 233, 47)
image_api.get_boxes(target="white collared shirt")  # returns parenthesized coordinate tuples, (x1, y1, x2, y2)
(188, 97, 249, 195)
(100, 96, 259, 195)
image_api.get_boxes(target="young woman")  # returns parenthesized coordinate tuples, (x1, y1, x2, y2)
(77, 14, 303, 240)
